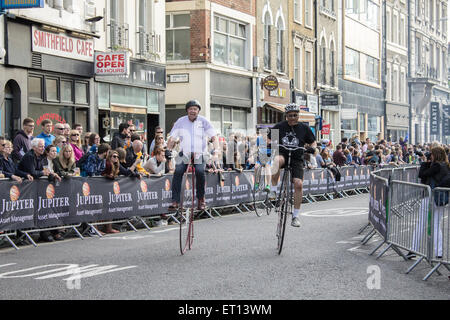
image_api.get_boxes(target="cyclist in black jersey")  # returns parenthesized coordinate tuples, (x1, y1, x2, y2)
(267, 103, 316, 227)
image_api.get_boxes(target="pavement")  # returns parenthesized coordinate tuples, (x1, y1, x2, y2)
(0, 193, 449, 300)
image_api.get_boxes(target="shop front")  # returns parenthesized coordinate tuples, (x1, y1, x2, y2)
(340, 79, 384, 143)
(95, 60, 165, 145)
(210, 71, 252, 136)
(386, 103, 409, 143)
(1, 17, 96, 138)
(320, 93, 341, 147)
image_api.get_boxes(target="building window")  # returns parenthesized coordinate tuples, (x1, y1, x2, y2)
(345, 47, 360, 78)
(392, 69, 398, 102)
(345, 0, 379, 30)
(305, 0, 312, 27)
(329, 46, 335, 86)
(400, 17, 405, 46)
(294, 0, 302, 23)
(392, 14, 397, 44)
(75, 82, 88, 105)
(45, 78, 59, 102)
(97, 82, 110, 109)
(400, 71, 405, 102)
(386, 65, 391, 101)
(367, 115, 380, 141)
(386, 10, 391, 42)
(365, 54, 379, 84)
(211, 105, 247, 135)
(436, 46, 440, 79)
(305, 50, 312, 92)
(263, 12, 271, 69)
(415, 37, 421, 70)
(29, 76, 43, 100)
(213, 15, 247, 68)
(359, 113, 366, 131)
(61, 80, 73, 103)
(320, 39, 326, 84)
(276, 18, 284, 72)
(166, 13, 190, 61)
(294, 46, 301, 89)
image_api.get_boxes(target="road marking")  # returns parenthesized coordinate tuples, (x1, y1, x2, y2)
(0, 263, 137, 281)
(100, 227, 178, 240)
(302, 207, 368, 217)
(0, 263, 17, 268)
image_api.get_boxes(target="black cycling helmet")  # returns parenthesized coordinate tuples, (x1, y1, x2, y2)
(285, 103, 300, 114)
(185, 99, 201, 111)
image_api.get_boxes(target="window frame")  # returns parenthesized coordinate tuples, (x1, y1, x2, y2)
(305, 0, 313, 28)
(213, 14, 248, 69)
(294, 0, 302, 24)
(166, 12, 191, 62)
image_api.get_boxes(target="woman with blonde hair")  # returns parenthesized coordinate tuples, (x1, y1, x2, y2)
(54, 144, 77, 177)
(53, 135, 67, 153)
(69, 129, 84, 161)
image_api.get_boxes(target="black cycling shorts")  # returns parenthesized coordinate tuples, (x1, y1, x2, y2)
(279, 153, 304, 180)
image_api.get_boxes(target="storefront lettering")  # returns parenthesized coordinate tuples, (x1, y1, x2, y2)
(36, 114, 66, 126)
(31, 26, 94, 62)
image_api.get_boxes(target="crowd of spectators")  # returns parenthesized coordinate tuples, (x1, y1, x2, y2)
(1, 117, 449, 240)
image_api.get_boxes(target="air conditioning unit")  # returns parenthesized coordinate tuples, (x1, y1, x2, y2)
(253, 56, 260, 69)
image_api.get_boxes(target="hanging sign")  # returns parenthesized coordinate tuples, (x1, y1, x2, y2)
(1, 0, 44, 9)
(262, 75, 279, 91)
(94, 52, 128, 75)
(321, 123, 331, 135)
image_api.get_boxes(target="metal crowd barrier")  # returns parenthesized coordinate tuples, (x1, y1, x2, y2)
(363, 166, 450, 281)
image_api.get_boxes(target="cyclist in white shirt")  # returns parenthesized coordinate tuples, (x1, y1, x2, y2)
(167, 100, 218, 211)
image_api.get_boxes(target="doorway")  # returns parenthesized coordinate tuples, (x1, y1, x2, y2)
(3, 81, 21, 140)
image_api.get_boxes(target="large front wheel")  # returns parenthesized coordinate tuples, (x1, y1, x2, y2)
(276, 170, 290, 255)
(179, 170, 195, 255)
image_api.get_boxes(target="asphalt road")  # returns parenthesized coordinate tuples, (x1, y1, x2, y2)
(0, 194, 448, 300)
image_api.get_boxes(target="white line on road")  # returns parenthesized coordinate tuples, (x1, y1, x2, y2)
(100, 227, 178, 240)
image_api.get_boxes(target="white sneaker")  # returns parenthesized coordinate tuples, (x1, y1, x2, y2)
(291, 217, 301, 227)
(161, 220, 168, 226)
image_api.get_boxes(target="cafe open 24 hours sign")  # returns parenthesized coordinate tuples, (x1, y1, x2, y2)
(94, 52, 128, 75)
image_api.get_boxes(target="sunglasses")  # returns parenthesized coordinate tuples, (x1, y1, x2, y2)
(71, 134, 80, 136)
(156, 131, 163, 134)
(287, 113, 299, 118)
(130, 129, 136, 132)
(112, 155, 119, 158)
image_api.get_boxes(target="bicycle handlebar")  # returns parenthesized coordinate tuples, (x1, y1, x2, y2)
(280, 145, 307, 152)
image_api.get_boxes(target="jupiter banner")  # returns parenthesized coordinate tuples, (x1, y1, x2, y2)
(0, 180, 36, 232)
